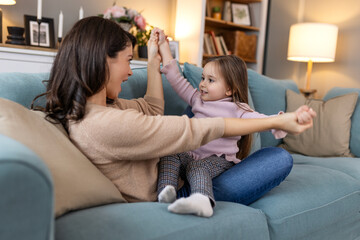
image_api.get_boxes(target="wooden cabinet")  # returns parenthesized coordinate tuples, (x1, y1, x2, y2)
(202, 0, 268, 73)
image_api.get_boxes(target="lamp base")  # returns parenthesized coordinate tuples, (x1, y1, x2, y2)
(300, 88, 317, 99)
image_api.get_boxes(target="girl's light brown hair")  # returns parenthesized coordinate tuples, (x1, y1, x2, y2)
(206, 55, 253, 160)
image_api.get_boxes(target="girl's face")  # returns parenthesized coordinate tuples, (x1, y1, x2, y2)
(106, 45, 133, 99)
(200, 62, 232, 101)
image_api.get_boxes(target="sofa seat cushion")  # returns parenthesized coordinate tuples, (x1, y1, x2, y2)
(55, 202, 270, 240)
(250, 157, 360, 240)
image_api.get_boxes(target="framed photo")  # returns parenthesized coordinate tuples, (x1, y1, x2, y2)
(24, 15, 55, 48)
(169, 41, 180, 61)
(231, 3, 251, 26)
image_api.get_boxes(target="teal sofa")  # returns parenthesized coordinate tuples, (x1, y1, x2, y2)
(0, 63, 359, 240)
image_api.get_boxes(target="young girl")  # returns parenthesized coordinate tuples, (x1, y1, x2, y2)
(156, 35, 315, 217)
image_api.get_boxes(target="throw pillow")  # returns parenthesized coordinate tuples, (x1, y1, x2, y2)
(0, 98, 126, 217)
(280, 90, 358, 157)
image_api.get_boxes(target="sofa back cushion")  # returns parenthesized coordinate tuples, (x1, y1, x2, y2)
(247, 69, 300, 148)
(324, 87, 360, 157)
(0, 72, 48, 108)
(0, 98, 126, 217)
(119, 64, 187, 115)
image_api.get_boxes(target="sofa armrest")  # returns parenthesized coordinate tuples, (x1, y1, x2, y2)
(0, 134, 54, 240)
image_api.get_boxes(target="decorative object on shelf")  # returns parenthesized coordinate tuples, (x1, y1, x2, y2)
(137, 45, 147, 59)
(212, 6, 221, 20)
(222, 1, 231, 22)
(5, 26, 25, 45)
(287, 22, 338, 91)
(0, 0, 16, 44)
(24, 15, 55, 48)
(79, 6, 84, 20)
(231, 3, 251, 26)
(223, 31, 257, 62)
(169, 41, 180, 61)
(57, 11, 63, 46)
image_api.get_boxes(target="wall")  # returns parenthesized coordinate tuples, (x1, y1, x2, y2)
(265, 0, 360, 98)
(1, 0, 176, 43)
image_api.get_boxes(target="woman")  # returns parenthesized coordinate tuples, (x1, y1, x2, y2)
(33, 17, 315, 206)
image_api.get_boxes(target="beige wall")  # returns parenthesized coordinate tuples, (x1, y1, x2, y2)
(1, 0, 176, 42)
(265, 0, 360, 98)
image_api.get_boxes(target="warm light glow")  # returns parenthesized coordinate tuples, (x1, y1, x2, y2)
(0, 0, 16, 5)
(175, 0, 205, 66)
(287, 23, 338, 62)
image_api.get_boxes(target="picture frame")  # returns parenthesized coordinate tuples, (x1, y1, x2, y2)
(231, 3, 251, 26)
(169, 41, 180, 61)
(24, 15, 55, 48)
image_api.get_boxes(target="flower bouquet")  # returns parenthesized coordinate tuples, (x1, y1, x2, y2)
(101, 4, 153, 48)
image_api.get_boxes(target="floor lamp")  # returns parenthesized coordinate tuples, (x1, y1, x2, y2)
(287, 22, 338, 97)
(0, 0, 16, 43)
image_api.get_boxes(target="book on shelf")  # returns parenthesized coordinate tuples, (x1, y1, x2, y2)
(215, 36, 225, 55)
(204, 32, 217, 55)
(203, 33, 213, 55)
(219, 36, 229, 55)
(209, 31, 221, 55)
(203, 32, 231, 56)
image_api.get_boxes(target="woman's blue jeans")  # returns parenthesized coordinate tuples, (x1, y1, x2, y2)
(177, 147, 293, 205)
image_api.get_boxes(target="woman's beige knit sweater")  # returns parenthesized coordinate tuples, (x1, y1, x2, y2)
(69, 95, 224, 202)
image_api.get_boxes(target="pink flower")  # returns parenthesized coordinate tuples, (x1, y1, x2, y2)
(110, 6, 126, 18)
(135, 15, 146, 30)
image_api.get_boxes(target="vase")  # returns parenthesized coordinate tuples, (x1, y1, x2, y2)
(138, 45, 148, 59)
(118, 22, 132, 32)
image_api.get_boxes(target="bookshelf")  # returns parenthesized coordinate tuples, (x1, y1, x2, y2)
(202, 0, 268, 73)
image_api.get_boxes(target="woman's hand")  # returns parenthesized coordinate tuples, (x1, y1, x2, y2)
(275, 112, 314, 135)
(147, 28, 161, 63)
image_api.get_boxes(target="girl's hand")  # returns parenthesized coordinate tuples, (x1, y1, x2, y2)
(147, 28, 161, 63)
(295, 105, 317, 124)
(157, 28, 167, 46)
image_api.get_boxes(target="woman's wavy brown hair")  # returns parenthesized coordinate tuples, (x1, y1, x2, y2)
(32, 16, 136, 129)
(206, 55, 253, 160)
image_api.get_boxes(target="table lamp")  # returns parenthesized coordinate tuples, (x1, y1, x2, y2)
(0, 0, 16, 43)
(287, 22, 338, 95)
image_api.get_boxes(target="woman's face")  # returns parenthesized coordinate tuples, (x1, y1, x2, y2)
(106, 45, 133, 99)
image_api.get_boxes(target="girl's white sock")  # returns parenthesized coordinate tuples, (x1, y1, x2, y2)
(158, 185, 176, 203)
(167, 193, 213, 217)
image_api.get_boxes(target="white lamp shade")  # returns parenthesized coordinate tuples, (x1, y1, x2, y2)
(0, 0, 16, 5)
(287, 23, 338, 62)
